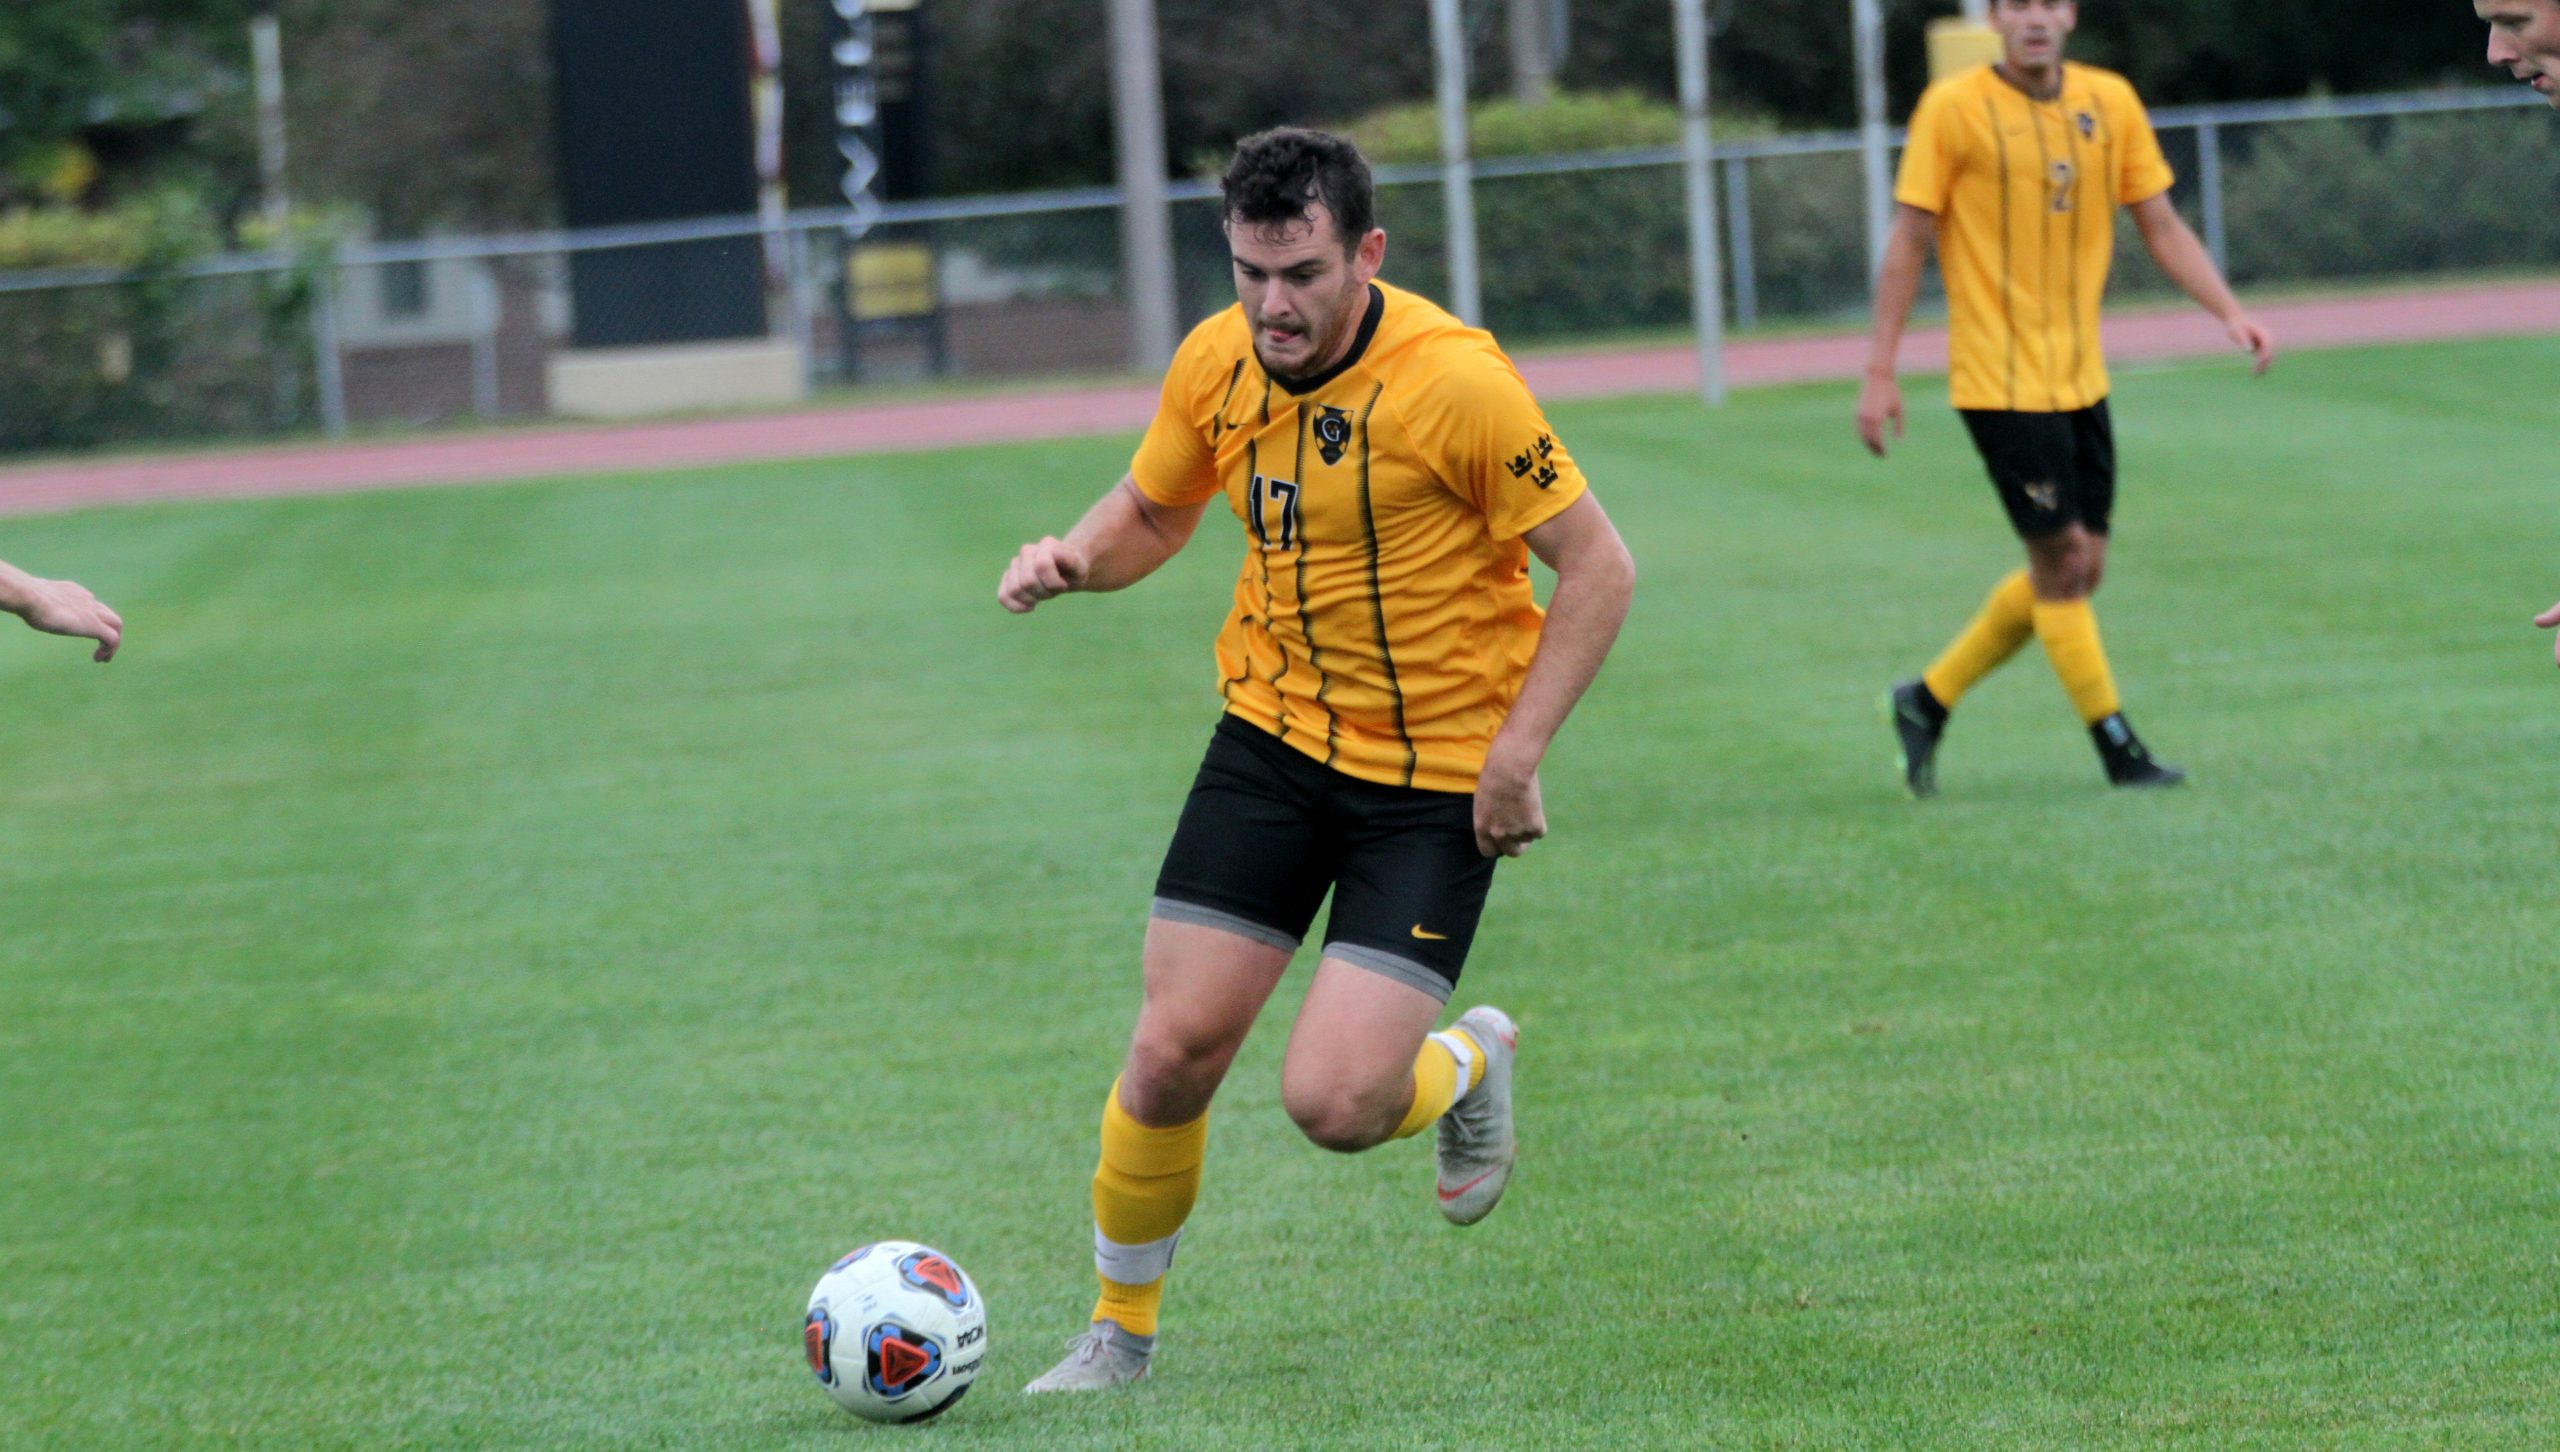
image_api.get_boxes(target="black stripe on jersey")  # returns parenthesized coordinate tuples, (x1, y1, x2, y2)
(1288, 404, 1340, 766)
(1351, 381, 1414, 785)
(1220, 437, 1267, 708)
(1258, 425, 1298, 745)
(2061, 109, 2089, 406)
(1985, 92, 2019, 411)
(1209, 357, 1245, 443)
(2028, 107, 2060, 410)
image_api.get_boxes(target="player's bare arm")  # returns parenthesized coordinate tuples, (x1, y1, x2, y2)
(1857, 203, 1938, 458)
(2128, 193, 2274, 374)
(2535, 600, 2560, 667)
(997, 475, 1209, 613)
(0, 557, 123, 662)
(1474, 492, 1635, 859)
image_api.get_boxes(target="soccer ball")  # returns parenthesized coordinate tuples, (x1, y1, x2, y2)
(802, 1241, 988, 1423)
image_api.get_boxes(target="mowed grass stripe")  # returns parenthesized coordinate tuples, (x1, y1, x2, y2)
(0, 336, 2552, 1449)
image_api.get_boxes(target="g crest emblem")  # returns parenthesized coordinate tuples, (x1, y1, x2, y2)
(1314, 405, 1353, 466)
(2075, 111, 2096, 139)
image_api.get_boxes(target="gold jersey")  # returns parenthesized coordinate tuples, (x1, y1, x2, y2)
(1896, 62, 2176, 413)
(1131, 280, 1589, 793)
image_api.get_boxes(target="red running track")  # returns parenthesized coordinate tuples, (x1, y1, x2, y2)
(1, 279, 2552, 518)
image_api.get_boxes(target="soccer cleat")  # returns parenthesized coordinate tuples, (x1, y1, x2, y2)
(1435, 1006, 1519, 1227)
(1021, 1321, 1154, 1394)
(2091, 712, 2186, 789)
(1885, 679, 1949, 799)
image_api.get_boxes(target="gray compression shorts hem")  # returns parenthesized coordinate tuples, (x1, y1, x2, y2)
(1149, 896, 1302, 954)
(1320, 942, 1455, 1004)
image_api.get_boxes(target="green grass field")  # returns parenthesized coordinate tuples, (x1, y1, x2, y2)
(4, 336, 2555, 1450)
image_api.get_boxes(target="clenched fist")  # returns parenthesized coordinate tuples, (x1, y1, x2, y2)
(998, 537, 1089, 614)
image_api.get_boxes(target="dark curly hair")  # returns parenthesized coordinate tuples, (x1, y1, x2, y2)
(1218, 127, 1376, 254)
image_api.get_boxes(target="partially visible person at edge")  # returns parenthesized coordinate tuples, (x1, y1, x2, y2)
(0, 557, 121, 661)
(997, 127, 1634, 1393)
(2476, 0, 2560, 664)
(1860, 0, 2273, 795)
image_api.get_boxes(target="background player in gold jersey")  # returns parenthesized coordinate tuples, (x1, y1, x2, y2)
(996, 129, 1635, 1392)
(1858, 0, 2273, 793)
(0, 556, 122, 661)
(2474, 0, 2560, 663)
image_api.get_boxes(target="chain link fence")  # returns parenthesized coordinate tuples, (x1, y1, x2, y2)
(0, 87, 2550, 459)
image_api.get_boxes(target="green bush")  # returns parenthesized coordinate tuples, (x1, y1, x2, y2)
(1326, 91, 1882, 340)
(2218, 111, 2560, 287)
(0, 192, 331, 455)
(1341, 89, 1685, 161)
(1336, 91, 1693, 341)
(1730, 148, 1876, 324)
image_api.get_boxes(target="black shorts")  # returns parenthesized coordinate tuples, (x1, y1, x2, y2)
(1960, 401, 2116, 538)
(1150, 715, 1497, 1002)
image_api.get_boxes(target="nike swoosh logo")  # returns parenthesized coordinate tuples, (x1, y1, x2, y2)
(1438, 1167, 1500, 1202)
(1411, 926, 1448, 941)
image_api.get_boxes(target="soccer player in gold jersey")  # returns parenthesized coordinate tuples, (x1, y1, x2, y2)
(0, 557, 121, 661)
(1859, 0, 2273, 793)
(997, 128, 1635, 1391)
(2476, 0, 2560, 662)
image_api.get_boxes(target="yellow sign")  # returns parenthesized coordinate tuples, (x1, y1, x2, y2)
(1927, 19, 2002, 81)
(848, 243, 935, 321)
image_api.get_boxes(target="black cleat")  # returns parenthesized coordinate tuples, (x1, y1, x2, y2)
(2091, 712, 2186, 789)
(1885, 679, 1949, 799)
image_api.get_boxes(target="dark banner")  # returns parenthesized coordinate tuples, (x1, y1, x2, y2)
(550, 0, 764, 347)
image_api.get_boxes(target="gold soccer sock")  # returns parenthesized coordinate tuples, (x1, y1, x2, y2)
(1389, 1028, 1487, 1141)
(1089, 1079, 1206, 1337)
(2031, 596, 2122, 726)
(1922, 569, 2036, 709)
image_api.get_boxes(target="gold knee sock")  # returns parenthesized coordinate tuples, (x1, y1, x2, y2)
(1089, 1080, 1206, 1336)
(1922, 569, 2036, 709)
(2031, 596, 2121, 725)
(1389, 1028, 1486, 1141)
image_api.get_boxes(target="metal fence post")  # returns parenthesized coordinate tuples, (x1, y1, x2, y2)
(1723, 154, 1757, 333)
(1430, 0, 1484, 326)
(1108, 0, 1179, 371)
(785, 224, 816, 390)
(312, 261, 347, 438)
(2196, 118, 2230, 277)
(469, 260, 501, 421)
(1673, 0, 1726, 405)
(1850, 0, 1894, 283)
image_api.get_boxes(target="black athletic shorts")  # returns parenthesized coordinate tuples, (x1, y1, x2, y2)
(1960, 400, 2116, 538)
(1149, 714, 1498, 1002)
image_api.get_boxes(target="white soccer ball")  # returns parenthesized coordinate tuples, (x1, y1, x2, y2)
(802, 1241, 988, 1424)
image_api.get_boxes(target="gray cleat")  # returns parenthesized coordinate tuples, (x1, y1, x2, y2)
(1021, 1321, 1154, 1394)
(1434, 1005, 1520, 1226)
(1886, 679, 1947, 799)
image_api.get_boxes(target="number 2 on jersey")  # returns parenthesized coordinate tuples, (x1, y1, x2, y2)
(1248, 474, 1301, 550)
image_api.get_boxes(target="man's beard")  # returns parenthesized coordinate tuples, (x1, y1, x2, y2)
(1253, 291, 1354, 379)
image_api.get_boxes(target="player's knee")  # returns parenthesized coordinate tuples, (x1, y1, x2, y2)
(1281, 1082, 1392, 1153)
(1123, 1023, 1234, 1109)
(2028, 538, 2097, 600)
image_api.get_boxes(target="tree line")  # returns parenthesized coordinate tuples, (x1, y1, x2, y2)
(1, 1, 2507, 235)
